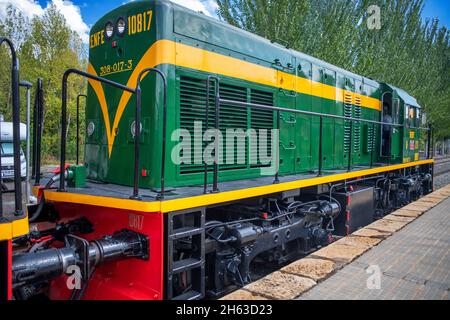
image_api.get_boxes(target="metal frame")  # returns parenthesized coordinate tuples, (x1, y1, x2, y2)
(19, 81, 32, 204)
(59, 69, 136, 193)
(76, 94, 87, 166)
(203, 78, 432, 194)
(32, 79, 44, 186)
(59, 68, 168, 201)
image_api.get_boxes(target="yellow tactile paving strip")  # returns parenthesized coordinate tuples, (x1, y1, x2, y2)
(221, 184, 450, 300)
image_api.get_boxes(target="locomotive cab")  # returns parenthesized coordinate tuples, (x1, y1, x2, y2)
(380, 84, 424, 164)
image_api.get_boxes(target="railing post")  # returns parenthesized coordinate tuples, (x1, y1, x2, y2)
(318, 116, 323, 176)
(76, 94, 87, 165)
(388, 125, 392, 165)
(212, 79, 220, 193)
(130, 84, 142, 200)
(19, 80, 33, 205)
(134, 68, 167, 200)
(0, 37, 23, 216)
(32, 80, 38, 179)
(274, 110, 280, 184)
(58, 69, 136, 193)
(370, 122, 375, 168)
(347, 121, 353, 172)
(427, 125, 432, 160)
(204, 76, 214, 194)
(34, 79, 44, 186)
(59, 72, 69, 192)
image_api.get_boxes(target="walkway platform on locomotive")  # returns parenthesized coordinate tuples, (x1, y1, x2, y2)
(222, 183, 450, 300)
(34, 159, 434, 214)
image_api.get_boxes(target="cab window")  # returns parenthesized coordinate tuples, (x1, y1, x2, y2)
(405, 105, 410, 126)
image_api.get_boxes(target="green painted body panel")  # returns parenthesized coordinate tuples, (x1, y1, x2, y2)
(84, 0, 420, 190)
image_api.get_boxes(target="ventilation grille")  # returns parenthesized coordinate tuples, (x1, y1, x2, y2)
(178, 76, 274, 174)
(343, 92, 353, 153)
(364, 124, 375, 153)
(353, 96, 362, 153)
(250, 89, 274, 168)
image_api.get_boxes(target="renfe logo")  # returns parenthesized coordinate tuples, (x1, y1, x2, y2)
(129, 213, 145, 231)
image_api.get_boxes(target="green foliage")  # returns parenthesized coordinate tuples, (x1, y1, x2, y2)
(0, 4, 87, 162)
(217, 0, 450, 137)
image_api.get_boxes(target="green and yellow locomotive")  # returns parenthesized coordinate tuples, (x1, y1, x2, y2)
(1, 0, 434, 300)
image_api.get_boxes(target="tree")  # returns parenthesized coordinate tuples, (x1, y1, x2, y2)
(0, 4, 87, 162)
(217, 0, 450, 137)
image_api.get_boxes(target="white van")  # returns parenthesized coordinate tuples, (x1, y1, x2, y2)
(0, 122, 27, 180)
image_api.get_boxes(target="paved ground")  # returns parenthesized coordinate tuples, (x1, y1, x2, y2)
(299, 198, 450, 300)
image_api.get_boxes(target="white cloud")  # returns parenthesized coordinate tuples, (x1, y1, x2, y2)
(0, 0, 44, 17)
(0, 0, 89, 43)
(51, 0, 89, 43)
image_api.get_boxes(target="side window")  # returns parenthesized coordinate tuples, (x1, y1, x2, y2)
(416, 109, 421, 127)
(409, 107, 415, 127)
(393, 98, 400, 124)
(405, 105, 410, 126)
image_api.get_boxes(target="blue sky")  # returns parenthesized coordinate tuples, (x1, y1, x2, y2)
(33, 0, 450, 29)
(0, 0, 449, 43)
(69, 0, 450, 27)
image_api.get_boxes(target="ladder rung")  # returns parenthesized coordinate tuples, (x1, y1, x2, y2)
(173, 290, 203, 301)
(172, 258, 203, 274)
(170, 227, 203, 240)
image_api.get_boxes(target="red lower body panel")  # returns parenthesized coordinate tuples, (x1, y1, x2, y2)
(46, 202, 164, 300)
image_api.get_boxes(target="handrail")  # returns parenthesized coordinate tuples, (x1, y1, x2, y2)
(19, 80, 33, 205)
(33, 79, 44, 185)
(210, 81, 433, 190)
(134, 68, 167, 200)
(76, 94, 87, 165)
(221, 98, 405, 127)
(204, 76, 220, 194)
(59, 69, 136, 192)
(0, 37, 23, 216)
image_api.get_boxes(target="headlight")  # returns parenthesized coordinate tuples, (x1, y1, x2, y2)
(105, 21, 114, 38)
(117, 18, 126, 35)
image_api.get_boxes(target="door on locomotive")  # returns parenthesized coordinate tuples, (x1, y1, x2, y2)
(383, 84, 423, 163)
(276, 56, 297, 175)
(380, 87, 402, 162)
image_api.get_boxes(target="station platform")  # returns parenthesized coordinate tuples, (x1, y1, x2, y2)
(222, 185, 450, 300)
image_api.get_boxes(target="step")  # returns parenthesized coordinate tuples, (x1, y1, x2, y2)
(170, 227, 204, 240)
(172, 258, 204, 274)
(173, 290, 203, 301)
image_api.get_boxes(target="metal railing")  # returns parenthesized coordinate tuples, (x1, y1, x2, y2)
(59, 68, 167, 200)
(0, 37, 23, 217)
(202, 78, 432, 194)
(59, 69, 136, 195)
(32, 79, 44, 186)
(58, 68, 432, 200)
(76, 94, 87, 166)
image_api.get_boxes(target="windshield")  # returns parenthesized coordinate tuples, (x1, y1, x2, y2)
(1, 143, 14, 157)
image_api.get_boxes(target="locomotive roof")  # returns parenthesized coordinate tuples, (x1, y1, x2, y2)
(388, 84, 422, 109)
(94, 0, 422, 102)
(165, 0, 380, 87)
